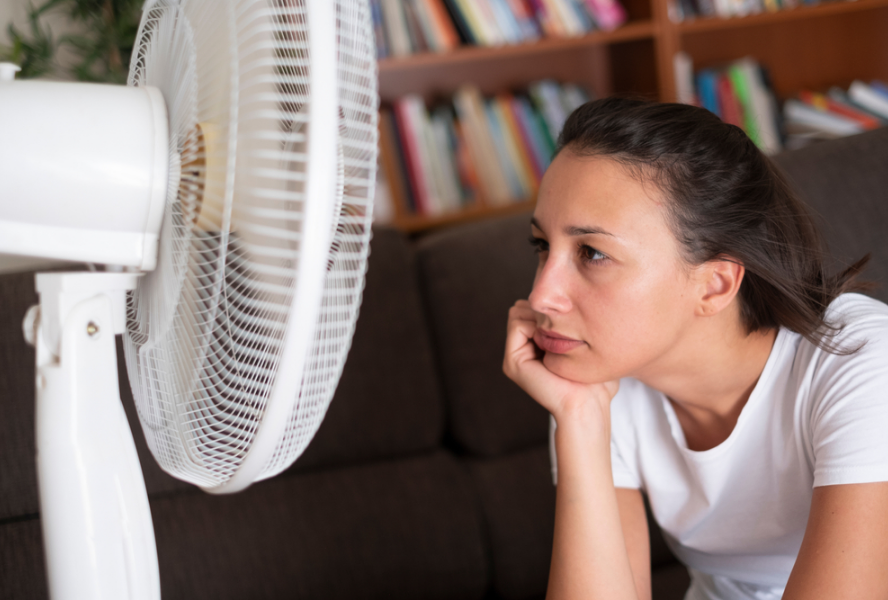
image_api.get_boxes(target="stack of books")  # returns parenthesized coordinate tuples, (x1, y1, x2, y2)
(675, 54, 782, 154)
(376, 80, 592, 219)
(372, 0, 628, 58)
(782, 81, 888, 149)
(670, 0, 844, 22)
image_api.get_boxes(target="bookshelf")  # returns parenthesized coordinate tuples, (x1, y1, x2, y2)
(378, 0, 888, 233)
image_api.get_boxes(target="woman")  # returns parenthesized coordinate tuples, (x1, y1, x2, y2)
(503, 97, 888, 600)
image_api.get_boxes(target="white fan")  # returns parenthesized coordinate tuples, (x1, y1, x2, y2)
(0, 0, 378, 598)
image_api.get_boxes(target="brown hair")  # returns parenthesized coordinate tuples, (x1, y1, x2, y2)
(556, 96, 870, 354)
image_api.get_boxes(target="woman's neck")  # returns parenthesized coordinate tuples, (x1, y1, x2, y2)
(636, 308, 779, 451)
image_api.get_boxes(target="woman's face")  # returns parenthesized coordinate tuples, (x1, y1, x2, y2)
(529, 150, 704, 385)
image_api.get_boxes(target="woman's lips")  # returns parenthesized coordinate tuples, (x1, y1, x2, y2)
(533, 329, 585, 354)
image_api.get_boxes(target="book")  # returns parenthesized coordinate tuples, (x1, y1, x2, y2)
(402, 0, 430, 53)
(378, 108, 414, 216)
(453, 86, 513, 205)
(441, 0, 478, 44)
(494, 95, 538, 196)
(370, 0, 389, 59)
(428, 106, 463, 212)
(489, 0, 524, 43)
(424, 0, 461, 50)
(509, 95, 547, 182)
(870, 80, 888, 101)
(739, 60, 781, 154)
(798, 90, 883, 131)
(505, 0, 543, 39)
(452, 119, 481, 203)
(530, 80, 569, 142)
(485, 100, 525, 199)
(381, 0, 413, 56)
(475, 0, 509, 45)
(827, 87, 888, 123)
(849, 80, 888, 119)
(717, 72, 745, 129)
(393, 97, 432, 214)
(727, 62, 762, 147)
(695, 69, 721, 118)
(784, 99, 864, 137)
(674, 51, 696, 106)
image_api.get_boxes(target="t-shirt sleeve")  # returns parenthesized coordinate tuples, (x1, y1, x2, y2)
(810, 298, 888, 487)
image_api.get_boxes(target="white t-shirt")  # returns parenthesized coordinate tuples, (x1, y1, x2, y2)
(550, 293, 888, 600)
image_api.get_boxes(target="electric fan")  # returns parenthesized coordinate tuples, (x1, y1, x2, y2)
(0, 0, 378, 597)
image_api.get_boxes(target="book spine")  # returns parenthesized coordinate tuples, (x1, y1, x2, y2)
(475, 0, 509, 44)
(381, 0, 413, 56)
(494, 95, 536, 196)
(426, 0, 461, 50)
(455, 0, 493, 45)
(488, 0, 524, 43)
(402, 0, 430, 53)
(727, 62, 762, 147)
(849, 80, 888, 119)
(378, 108, 413, 217)
(515, 95, 554, 172)
(498, 95, 542, 192)
(393, 98, 431, 214)
(442, 0, 478, 44)
(583, 0, 628, 30)
(509, 96, 546, 182)
(370, 0, 389, 59)
(801, 91, 883, 130)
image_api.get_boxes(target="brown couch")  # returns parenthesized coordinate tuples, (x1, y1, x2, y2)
(2, 126, 887, 600)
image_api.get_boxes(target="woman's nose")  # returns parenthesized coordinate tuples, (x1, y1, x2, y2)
(528, 257, 572, 315)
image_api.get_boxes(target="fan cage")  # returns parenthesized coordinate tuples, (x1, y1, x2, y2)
(124, 0, 378, 489)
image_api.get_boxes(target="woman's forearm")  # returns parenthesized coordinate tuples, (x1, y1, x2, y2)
(547, 411, 639, 600)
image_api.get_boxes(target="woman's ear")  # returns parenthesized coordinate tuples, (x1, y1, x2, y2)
(696, 256, 744, 317)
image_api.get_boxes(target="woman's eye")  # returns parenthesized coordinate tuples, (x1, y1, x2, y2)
(528, 236, 548, 254)
(579, 244, 607, 264)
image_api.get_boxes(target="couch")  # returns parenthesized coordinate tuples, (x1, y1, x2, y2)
(2, 126, 886, 600)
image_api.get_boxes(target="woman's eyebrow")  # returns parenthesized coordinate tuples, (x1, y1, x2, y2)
(531, 217, 615, 238)
(565, 225, 615, 237)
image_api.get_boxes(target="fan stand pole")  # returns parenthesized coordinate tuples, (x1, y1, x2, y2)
(26, 272, 160, 600)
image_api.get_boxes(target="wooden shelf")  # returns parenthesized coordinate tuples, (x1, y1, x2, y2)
(376, 0, 888, 233)
(378, 21, 657, 73)
(675, 0, 888, 33)
(390, 200, 536, 234)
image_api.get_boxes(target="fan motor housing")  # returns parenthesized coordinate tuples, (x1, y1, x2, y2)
(0, 79, 169, 270)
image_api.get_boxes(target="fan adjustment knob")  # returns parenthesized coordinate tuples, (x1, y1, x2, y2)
(22, 305, 39, 348)
(0, 63, 20, 82)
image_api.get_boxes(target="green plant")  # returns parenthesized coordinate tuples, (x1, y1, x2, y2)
(0, 0, 142, 83)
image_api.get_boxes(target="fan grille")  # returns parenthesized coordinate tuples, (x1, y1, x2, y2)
(124, 0, 378, 489)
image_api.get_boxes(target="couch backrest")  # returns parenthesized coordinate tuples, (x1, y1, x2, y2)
(416, 213, 542, 458)
(773, 127, 888, 303)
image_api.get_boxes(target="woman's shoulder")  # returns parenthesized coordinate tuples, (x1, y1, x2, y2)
(817, 293, 888, 356)
(825, 293, 888, 327)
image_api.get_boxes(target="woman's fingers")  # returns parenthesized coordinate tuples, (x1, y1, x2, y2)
(504, 299, 621, 420)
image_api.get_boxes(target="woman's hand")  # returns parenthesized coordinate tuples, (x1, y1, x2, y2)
(503, 300, 619, 425)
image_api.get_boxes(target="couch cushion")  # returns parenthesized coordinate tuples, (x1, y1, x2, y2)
(0, 519, 48, 600)
(417, 212, 546, 457)
(772, 127, 888, 304)
(466, 445, 555, 600)
(0, 272, 41, 521)
(152, 451, 487, 600)
(293, 226, 445, 470)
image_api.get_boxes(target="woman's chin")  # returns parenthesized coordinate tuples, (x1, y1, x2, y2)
(543, 351, 609, 385)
